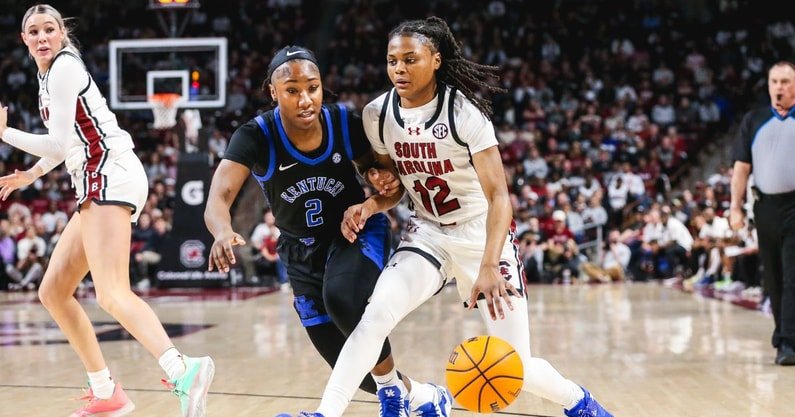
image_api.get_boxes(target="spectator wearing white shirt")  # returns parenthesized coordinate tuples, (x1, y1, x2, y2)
(607, 174, 629, 226)
(208, 129, 228, 165)
(626, 107, 648, 132)
(651, 95, 676, 128)
(582, 230, 632, 282)
(41, 200, 68, 235)
(238, 208, 278, 284)
(661, 205, 694, 273)
(16, 226, 46, 260)
(582, 196, 608, 228)
(578, 173, 602, 200)
(523, 147, 549, 179)
(699, 207, 732, 240)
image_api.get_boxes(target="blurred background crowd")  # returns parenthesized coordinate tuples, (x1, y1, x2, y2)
(0, 0, 788, 309)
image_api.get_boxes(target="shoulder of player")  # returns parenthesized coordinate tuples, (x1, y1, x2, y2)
(232, 114, 270, 140)
(47, 50, 85, 77)
(447, 87, 482, 117)
(446, 86, 490, 130)
(322, 102, 361, 121)
(363, 90, 391, 119)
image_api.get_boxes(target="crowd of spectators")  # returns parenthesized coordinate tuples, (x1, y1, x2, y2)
(0, 1, 791, 294)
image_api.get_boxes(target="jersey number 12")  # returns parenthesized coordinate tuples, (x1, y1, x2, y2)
(412, 177, 461, 217)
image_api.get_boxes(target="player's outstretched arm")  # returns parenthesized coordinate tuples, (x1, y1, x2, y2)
(467, 145, 518, 320)
(204, 159, 249, 272)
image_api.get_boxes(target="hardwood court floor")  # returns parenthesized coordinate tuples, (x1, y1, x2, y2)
(0, 283, 791, 417)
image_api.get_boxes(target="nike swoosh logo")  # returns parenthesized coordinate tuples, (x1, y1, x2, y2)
(286, 51, 302, 57)
(279, 162, 298, 171)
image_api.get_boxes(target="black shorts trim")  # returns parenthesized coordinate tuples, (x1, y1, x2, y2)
(394, 246, 442, 269)
(77, 198, 137, 214)
(393, 246, 447, 295)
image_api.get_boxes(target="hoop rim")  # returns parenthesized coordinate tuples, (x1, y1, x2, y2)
(148, 93, 183, 108)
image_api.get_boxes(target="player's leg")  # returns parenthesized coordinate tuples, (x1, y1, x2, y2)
(324, 221, 449, 414)
(290, 269, 379, 394)
(316, 249, 445, 417)
(81, 201, 213, 417)
(477, 302, 612, 416)
(461, 225, 613, 416)
(38, 213, 135, 415)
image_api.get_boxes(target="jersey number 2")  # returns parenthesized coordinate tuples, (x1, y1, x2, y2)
(305, 199, 323, 227)
(412, 177, 461, 216)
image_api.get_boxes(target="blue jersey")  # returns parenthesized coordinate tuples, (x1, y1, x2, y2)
(224, 104, 370, 241)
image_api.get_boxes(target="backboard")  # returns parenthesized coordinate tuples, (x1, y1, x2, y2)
(108, 37, 227, 110)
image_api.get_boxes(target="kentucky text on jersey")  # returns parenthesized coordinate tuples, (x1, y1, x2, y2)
(279, 176, 346, 203)
(393, 141, 455, 176)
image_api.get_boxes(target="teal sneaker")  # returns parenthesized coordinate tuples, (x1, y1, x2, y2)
(161, 356, 215, 417)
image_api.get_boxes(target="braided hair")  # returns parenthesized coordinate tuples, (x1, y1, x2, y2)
(389, 16, 505, 119)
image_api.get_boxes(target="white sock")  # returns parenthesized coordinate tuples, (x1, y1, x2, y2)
(87, 368, 114, 400)
(407, 378, 436, 411)
(158, 347, 186, 381)
(372, 368, 399, 388)
(562, 385, 585, 410)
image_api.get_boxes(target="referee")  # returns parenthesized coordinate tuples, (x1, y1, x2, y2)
(731, 61, 795, 366)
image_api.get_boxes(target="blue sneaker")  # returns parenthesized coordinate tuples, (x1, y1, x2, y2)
(285, 413, 323, 417)
(564, 387, 614, 417)
(413, 383, 452, 417)
(377, 385, 410, 417)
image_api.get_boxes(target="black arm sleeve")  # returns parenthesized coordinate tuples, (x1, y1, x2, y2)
(731, 111, 754, 164)
(223, 119, 269, 176)
(347, 109, 372, 160)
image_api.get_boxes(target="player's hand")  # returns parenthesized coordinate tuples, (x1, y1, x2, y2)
(341, 200, 375, 243)
(208, 231, 246, 272)
(729, 206, 745, 231)
(0, 169, 36, 200)
(467, 264, 519, 320)
(367, 168, 401, 197)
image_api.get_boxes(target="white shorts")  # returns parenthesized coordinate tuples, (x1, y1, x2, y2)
(395, 216, 526, 304)
(73, 148, 149, 223)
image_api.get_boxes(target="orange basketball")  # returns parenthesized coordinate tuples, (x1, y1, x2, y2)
(445, 335, 524, 413)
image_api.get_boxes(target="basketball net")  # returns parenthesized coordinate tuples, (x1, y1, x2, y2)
(148, 93, 181, 129)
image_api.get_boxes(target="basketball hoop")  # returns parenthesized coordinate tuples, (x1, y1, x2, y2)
(148, 93, 182, 129)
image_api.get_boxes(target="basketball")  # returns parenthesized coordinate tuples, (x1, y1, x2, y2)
(445, 336, 524, 413)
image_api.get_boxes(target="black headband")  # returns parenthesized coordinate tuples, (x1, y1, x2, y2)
(266, 46, 319, 82)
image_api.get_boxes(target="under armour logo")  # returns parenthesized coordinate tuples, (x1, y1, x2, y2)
(407, 127, 420, 136)
(385, 388, 396, 397)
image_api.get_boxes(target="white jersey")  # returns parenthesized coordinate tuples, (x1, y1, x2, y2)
(363, 85, 498, 224)
(37, 47, 134, 174)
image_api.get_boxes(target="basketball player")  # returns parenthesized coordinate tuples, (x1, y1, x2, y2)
(297, 18, 615, 417)
(0, 5, 214, 417)
(203, 45, 447, 416)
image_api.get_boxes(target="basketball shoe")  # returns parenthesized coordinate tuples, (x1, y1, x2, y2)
(70, 382, 135, 417)
(378, 383, 410, 417)
(413, 383, 452, 417)
(161, 355, 215, 417)
(564, 387, 614, 417)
